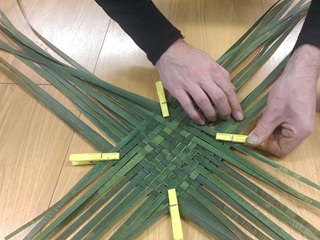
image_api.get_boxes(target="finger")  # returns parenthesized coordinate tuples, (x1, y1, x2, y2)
(188, 85, 217, 122)
(213, 70, 243, 121)
(200, 66, 231, 119)
(202, 82, 231, 120)
(174, 90, 206, 125)
(246, 111, 280, 146)
(255, 122, 305, 157)
(221, 83, 243, 121)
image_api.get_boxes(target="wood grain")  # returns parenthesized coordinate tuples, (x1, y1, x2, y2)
(0, 0, 319, 239)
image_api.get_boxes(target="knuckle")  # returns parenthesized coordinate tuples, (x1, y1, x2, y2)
(194, 66, 205, 77)
(262, 109, 280, 123)
(224, 85, 236, 97)
(213, 92, 225, 103)
(209, 61, 221, 72)
(223, 70, 231, 79)
(256, 123, 269, 134)
(196, 96, 209, 107)
(219, 106, 231, 118)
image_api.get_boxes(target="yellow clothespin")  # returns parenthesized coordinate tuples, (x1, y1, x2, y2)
(69, 152, 120, 166)
(156, 81, 170, 117)
(216, 133, 248, 143)
(168, 189, 184, 240)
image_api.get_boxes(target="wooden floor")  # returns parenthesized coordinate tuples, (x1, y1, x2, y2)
(0, 0, 319, 239)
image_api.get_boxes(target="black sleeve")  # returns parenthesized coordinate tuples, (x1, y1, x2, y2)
(95, 0, 183, 65)
(293, 0, 320, 51)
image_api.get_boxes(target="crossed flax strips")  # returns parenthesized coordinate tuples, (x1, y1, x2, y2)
(1, 0, 320, 239)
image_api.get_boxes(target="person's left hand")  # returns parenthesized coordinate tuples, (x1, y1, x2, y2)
(246, 44, 320, 157)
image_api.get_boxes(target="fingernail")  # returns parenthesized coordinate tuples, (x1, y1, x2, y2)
(247, 134, 258, 145)
(198, 119, 206, 125)
(235, 111, 244, 121)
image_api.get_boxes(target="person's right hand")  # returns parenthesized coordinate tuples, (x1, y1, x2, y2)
(246, 44, 320, 157)
(155, 39, 243, 125)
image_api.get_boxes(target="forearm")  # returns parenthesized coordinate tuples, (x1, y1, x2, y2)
(293, 0, 320, 51)
(95, 0, 183, 64)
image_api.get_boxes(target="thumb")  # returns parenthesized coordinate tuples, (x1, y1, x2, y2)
(246, 114, 278, 146)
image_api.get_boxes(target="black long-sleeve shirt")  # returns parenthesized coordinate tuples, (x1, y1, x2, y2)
(95, 0, 320, 65)
(294, 0, 320, 51)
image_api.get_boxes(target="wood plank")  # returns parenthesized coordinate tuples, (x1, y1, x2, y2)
(0, 0, 110, 238)
(53, 0, 320, 239)
(0, 84, 78, 239)
(19, 0, 111, 72)
(0, 0, 319, 239)
(0, 0, 49, 84)
(0, 0, 110, 84)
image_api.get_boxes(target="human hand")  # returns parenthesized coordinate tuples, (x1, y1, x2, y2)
(246, 44, 320, 157)
(155, 39, 243, 125)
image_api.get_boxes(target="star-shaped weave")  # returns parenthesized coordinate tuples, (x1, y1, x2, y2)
(1, 1, 320, 239)
(10, 98, 319, 240)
